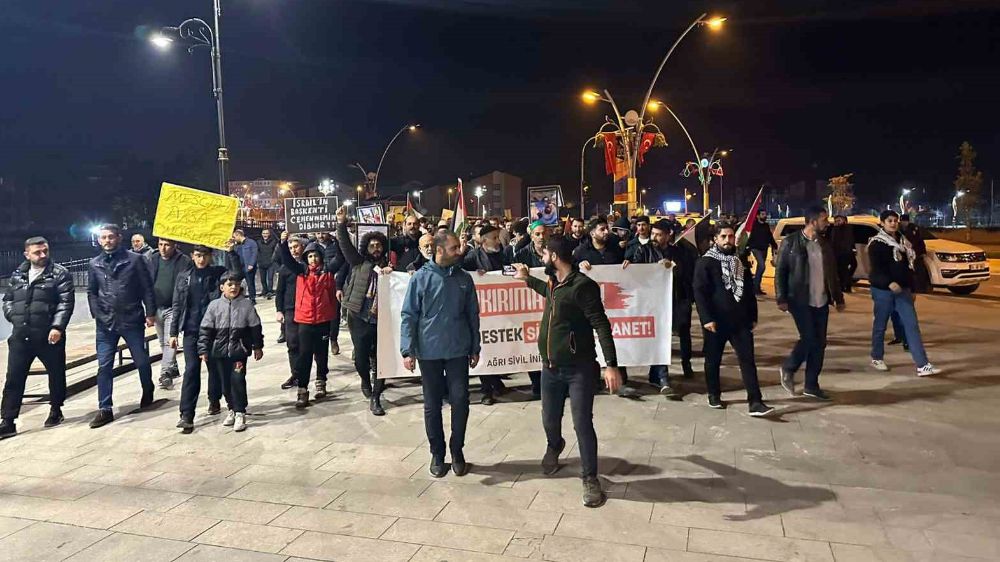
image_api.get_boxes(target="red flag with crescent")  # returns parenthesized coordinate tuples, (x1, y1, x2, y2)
(637, 132, 656, 166)
(602, 133, 617, 176)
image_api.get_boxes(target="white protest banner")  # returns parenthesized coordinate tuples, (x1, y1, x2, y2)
(376, 264, 672, 379)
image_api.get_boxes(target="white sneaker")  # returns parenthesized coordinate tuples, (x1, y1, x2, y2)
(222, 410, 236, 427)
(871, 359, 889, 372)
(233, 413, 247, 432)
(916, 364, 941, 377)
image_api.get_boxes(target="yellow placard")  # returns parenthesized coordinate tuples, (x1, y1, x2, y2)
(504, 209, 512, 220)
(441, 209, 454, 221)
(153, 182, 239, 250)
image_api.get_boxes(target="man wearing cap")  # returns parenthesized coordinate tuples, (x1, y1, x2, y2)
(624, 215, 652, 261)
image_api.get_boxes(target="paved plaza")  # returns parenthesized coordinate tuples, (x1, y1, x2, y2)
(0, 275, 999, 562)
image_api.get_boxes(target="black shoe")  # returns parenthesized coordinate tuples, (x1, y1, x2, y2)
(177, 414, 194, 434)
(140, 387, 154, 409)
(451, 451, 469, 476)
(330, 342, 341, 355)
(903, 342, 910, 351)
(43, 407, 63, 428)
(616, 385, 640, 399)
(429, 456, 448, 478)
(530, 391, 541, 402)
(803, 388, 832, 401)
(207, 400, 222, 415)
(480, 392, 495, 406)
(779, 366, 795, 396)
(276, 335, 286, 344)
(0, 419, 16, 440)
(296, 389, 310, 409)
(582, 476, 607, 508)
(158, 375, 173, 390)
(370, 394, 385, 416)
(542, 438, 565, 475)
(361, 380, 373, 399)
(659, 384, 678, 399)
(315, 380, 328, 400)
(89, 409, 115, 428)
(749, 402, 776, 417)
(280, 376, 297, 390)
(888, 338, 902, 346)
(708, 395, 726, 409)
(682, 362, 695, 379)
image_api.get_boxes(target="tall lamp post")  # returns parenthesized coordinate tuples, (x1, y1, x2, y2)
(580, 13, 725, 215)
(373, 124, 420, 197)
(447, 188, 454, 209)
(475, 186, 484, 217)
(152, 0, 228, 195)
(900, 188, 911, 215)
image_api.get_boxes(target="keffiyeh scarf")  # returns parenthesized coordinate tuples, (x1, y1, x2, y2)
(868, 228, 915, 270)
(705, 246, 745, 301)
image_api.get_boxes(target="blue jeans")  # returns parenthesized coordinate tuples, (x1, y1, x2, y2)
(96, 325, 154, 411)
(751, 249, 768, 292)
(870, 288, 928, 367)
(259, 264, 276, 295)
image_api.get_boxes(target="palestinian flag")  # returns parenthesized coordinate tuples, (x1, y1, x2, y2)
(678, 209, 714, 254)
(735, 185, 765, 254)
(453, 178, 468, 234)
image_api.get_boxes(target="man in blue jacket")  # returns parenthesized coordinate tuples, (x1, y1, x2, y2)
(232, 229, 259, 305)
(87, 224, 157, 428)
(400, 231, 481, 479)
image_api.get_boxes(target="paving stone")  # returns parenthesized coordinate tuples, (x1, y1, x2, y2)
(61, 464, 164, 487)
(78, 485, 193, 511)
(644, 549, 762, 562)
(269, 505, 395, 538)
(0, 516, 34, 539)
(828, 543, 916, 562)
(141, 472, 249, 497)
(0, 475, 104, 501)
(280, 530, 419, 561)
(0, 492, 66, 520)
(410, 545, 532, 561)
(193, 520, 303, 554)
(537, 534, 646, 562)
(0, 521, 109, 562)
(169, 495, 291, 525)
(228, 481, 344, 508)
(529, 490, 653, 521)
(111, 509, 221, 541)
(0, 457, 80, 478)
(327, 490, 448, 520)
(63, 532, 194, 562)
(320, 472, 431, 497)
(435, 501, 560, 534)
(782, 513, 890, 546)
(556, 512, 688, 550)
(227, 463, 336, 487)
(45, 500, 143, 529)
(924, 529, 1000, 559)
(381, 517, 514, 554)
(419, 480, 538, 509)
(687, 528, 835, 562)
(174, 544, 289, 562)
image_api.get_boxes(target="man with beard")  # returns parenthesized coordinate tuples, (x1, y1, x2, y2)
(146, 238, 192, 390)
(256, 229, 279, 299)
(232, 229, 259, 305)
(625, 219, 697, 397)
(624, 215, 652, 261)
(513, 222, 548, 398)
(574, 217, 625, 267)
(568, 217, 587, 248)
(169, 245, 241, 432)
(747, 209, 778, 296)
(1, 237, 74, 437)
(130, 234, 155, 258)
(775, 206, 845, 401)
(87, 224, 157, 428)
(401, 231, 480, 478)
(401, 234, 434, 273)
(337, 206, 393, 415)
(828, 215, 856, 293)
(462, 224, 507, 404)
(512, 236, 621, 508)
(392, 214, 424, 272)
(694, 224, 775, 417)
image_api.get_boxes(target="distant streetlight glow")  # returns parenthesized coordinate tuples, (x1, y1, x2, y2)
(581, 91, 602, 104)
(150, 34, 173, 49)
(705, 16, 727, 30)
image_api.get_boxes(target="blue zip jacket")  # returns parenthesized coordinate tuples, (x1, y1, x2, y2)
(400, 260, 481, 360)
(233, 238, 258, 271)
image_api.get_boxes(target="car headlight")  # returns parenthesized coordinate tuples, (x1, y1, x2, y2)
(935, 253, 959, 262)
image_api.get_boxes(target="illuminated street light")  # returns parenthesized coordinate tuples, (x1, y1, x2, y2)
(900, 188, 912, 214)
(150, 34, 173, 49)
(373, 124, 421, 196)
(705, 16, 727, 30)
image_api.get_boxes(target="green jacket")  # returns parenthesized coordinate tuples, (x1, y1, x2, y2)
(524, 270, 617, 368)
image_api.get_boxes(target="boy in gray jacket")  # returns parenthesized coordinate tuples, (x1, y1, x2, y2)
(198, 272, 264, 432)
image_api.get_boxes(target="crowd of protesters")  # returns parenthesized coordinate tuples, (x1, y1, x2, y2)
(0, 202, 943, 507)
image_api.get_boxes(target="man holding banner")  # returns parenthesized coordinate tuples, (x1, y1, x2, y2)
(512, 236, 621, 509)
(400, 231, 480, 478)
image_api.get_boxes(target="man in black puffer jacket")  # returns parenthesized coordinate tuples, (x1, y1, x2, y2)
(1, 237, 75, 437)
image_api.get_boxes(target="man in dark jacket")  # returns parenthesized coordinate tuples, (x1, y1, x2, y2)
(256, 229, 279, 299)
(232, 229, 259, 305)
(746, 209, 777, 296)
(511, 222, 548, 398)
(87, 224, 157, 428)
(694, 223, 774, 417)
(169, 244, 241, 432)
(624, 215, 652, 261)
(867, 210, 939, 376)
(512, 235, 621, 508)
(461, 224, 507, 404)
(828, 215, 856, 293)
(146, 238, 192, 389)
(336, 206, 392, 415)
(392, 214, 424, 272)
(130, 234, 155, 258)
(401, 231, 481, 478)
(0, 237, 75, 437)
(574, 218, 624, 267)
(775, 206, 845, 401)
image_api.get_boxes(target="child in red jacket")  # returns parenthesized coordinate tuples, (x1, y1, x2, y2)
(278, 238, 337, 407)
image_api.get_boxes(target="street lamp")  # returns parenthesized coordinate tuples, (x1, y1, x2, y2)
(373, 124, 420, 197)
(356, 185, 363, 207)
(474, 186, 484, 216)
(639, 189, 647, 211)
(151, 0, 229, 195)
(900, 188, 912, 214)
(953, 190, 965, 225)
(648, 100, 710, 212)
(447, 187, 454, 209)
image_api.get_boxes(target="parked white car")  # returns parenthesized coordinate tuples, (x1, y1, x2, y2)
(772, 215, 991, 295)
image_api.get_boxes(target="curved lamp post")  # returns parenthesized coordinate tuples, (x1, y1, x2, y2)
(373, 124, 420, 197)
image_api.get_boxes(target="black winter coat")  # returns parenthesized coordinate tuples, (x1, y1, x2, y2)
(573, 238, 624, 266)
(629, 241, 697, 302)
(257, 236, 279, 268)
(170, 251, 241, 337)
(3, 261, 75, 339)
(747, 220, 777, 251)
(868, 233, 915, 291)
(693, 255, 758, 331)
(88, 247, 155, 331)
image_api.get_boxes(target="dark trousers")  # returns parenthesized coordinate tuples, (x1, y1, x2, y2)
(542, 362, 599, 479)
(835, 253, 856, 292)
(294, 322, 330, 388)
(703, 326, 763, 404)
(782, 303, 830, 392)
(329, 305, 341, 343)
(96, 325, 153, 411)
(179, 332, 224, 417)
(347, 312, 378, 387)
(479, 375, 502, 395)
(675, 298, 693, 366)
(259, 264, 276, 295)
(751, 248, 768, 292)
(528, 371, 541, 394)
(419, 357, 470, 458)
(214, 357, 248, 413)
(2, 334, 66, 420)
(245, 269, 257, 303)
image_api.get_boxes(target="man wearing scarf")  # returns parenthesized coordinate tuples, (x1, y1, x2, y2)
(693, 223, 774, 417)
(867, 210, 940, 376)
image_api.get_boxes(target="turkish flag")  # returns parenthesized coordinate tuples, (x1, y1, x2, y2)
(637, 132, 656, 166)
(602, 133, 617, 176)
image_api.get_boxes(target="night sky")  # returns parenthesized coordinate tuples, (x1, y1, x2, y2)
(2, 0, 998, 218)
